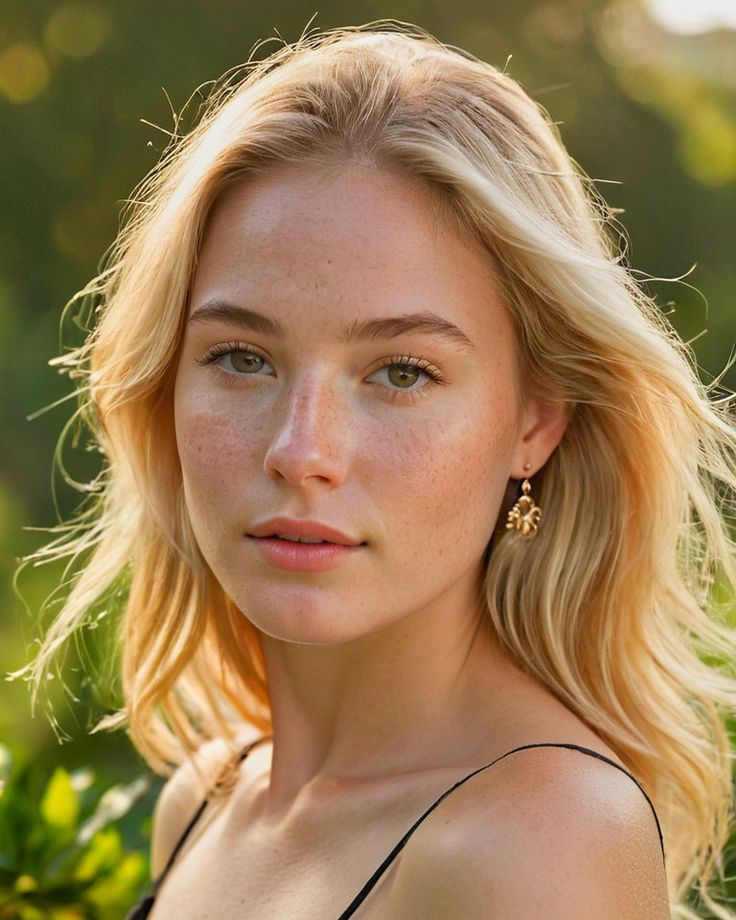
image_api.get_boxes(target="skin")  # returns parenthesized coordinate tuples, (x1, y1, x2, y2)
(165, 161, 669, 917)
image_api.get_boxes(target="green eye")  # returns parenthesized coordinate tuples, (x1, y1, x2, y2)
(228, 351, 266, 373)
(386, 364, 423, 388)
(197, 342, 273, 375)
(371, 356, 443, 393)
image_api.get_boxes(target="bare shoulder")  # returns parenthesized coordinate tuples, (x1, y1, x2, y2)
(395, 745, 670, 919)
(150, 728, 259, 879)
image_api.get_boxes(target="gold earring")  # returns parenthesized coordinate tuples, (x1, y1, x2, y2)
(506, 478, 542, 540)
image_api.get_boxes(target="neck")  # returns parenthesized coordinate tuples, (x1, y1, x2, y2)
(256, 585, 520, 813)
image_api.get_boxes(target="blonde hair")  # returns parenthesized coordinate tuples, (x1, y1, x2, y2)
(12, 22, 736, 918)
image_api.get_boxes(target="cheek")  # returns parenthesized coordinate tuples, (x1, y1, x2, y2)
(364, 395, 518, 547)
(174, 390, 263, 509)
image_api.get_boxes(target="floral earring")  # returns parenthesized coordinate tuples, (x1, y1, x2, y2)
(505, 464, 542, 540)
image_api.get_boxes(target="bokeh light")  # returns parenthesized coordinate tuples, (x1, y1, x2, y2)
(0, 43, 49, 104)
(44, 3, 111, 60)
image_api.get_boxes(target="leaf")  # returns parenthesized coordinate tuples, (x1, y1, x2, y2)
(84, 851, 149, 919)
(73, 827, 122, 881)
(76, 776, 150, 846)
(39, 768, 80, 833)
(1, 795, 38, 866)
(0, 742, 13, 790)
(68, 767, 95, 794)
(0, 756, 39, 865)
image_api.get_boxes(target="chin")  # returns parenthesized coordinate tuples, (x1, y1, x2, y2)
(233, 595, 370, 646)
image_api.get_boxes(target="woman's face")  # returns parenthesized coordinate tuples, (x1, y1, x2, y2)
(174, 162, 555, 644)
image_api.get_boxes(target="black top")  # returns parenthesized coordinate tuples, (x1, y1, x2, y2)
(126, 738, 665, 920)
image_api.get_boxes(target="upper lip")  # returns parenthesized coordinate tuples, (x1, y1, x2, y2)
(247, 517, 363, 546)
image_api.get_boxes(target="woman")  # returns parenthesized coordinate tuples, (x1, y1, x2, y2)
(15, 22, 736, 919)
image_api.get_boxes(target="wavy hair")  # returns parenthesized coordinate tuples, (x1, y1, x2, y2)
(12, 22, 736, 918)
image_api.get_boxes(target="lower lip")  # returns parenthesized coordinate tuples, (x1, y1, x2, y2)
(247, 536, 364, 572)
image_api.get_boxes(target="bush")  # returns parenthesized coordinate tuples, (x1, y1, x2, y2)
(0, 743, 152, 920)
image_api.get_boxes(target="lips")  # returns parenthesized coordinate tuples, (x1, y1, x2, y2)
(245, 517, 366, 578)
(246, 516, 364, 546)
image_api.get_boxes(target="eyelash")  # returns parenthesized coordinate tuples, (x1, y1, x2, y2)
(195, 340, 446, 401)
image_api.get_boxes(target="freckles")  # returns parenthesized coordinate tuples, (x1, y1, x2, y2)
(176, 401, 265, 478)
(412, 410, 511, 528)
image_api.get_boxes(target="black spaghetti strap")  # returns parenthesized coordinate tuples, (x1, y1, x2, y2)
(126, 738, 665, 920)
(336, 742, 665, 920)
(149, 735, 270, 892)
(150, 798, 209, 892)
(126, 735, 270, 920)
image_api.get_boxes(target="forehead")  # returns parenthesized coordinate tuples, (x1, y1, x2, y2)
(190, 161, 514, 353)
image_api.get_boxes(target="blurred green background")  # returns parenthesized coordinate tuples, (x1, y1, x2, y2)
(1, 0, 735, 853)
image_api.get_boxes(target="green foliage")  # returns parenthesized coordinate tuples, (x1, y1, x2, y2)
(0, 743, 151, 919)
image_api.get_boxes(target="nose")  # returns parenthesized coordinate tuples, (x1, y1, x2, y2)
(263, 373, 348, 490)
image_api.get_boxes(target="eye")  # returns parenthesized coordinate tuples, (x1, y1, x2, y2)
(367, 356, 444, 394)
(196, 342, 273, 376)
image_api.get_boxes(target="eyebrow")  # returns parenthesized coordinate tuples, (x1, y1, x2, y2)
(189, 299, 475, 350)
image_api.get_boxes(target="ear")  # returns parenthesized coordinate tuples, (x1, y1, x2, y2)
(510, 391, 570, 479)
